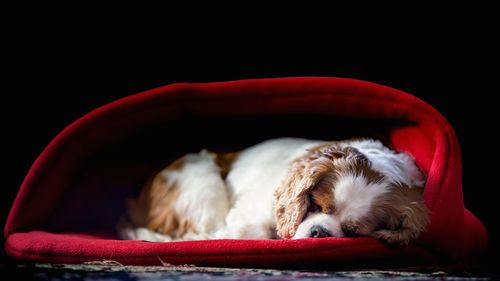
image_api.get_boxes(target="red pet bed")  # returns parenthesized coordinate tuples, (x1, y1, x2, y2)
(5, 77, 487, 268)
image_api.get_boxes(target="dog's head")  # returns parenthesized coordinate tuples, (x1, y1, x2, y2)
(273, 140, 429, 245)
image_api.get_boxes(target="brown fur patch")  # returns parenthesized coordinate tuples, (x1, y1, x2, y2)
(214, 152, 239, 179)
(327, 145, 385, 183)
(167, 156, 188, 171)
(310, 178, 335, 214)
(127, 156, 194, 237)
(370, 183, 429, 245)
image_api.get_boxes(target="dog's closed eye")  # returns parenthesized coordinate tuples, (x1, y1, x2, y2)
(308, 179, 336, 215)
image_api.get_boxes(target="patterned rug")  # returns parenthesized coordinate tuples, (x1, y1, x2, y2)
(5, 260, 492, 280)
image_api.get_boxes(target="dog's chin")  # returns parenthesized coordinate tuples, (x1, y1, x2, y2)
(292, 213, 344, 239)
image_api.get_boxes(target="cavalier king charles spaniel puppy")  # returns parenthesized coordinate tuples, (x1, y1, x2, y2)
(118, 138, 429, 245)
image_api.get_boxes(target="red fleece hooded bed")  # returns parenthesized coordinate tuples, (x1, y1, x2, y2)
(5, 77, 487, 268)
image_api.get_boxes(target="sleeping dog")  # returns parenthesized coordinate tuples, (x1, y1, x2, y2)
(118, 138, 428, 245)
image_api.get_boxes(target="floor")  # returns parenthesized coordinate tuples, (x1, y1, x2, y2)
(3, 260, 494, 281)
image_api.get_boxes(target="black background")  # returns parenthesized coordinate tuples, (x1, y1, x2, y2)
(2, 9, 498, 271)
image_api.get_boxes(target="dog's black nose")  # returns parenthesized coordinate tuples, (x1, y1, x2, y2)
(310, 225, 331, 238)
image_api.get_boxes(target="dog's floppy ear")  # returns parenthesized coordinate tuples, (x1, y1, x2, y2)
(273, 145, 337, 239)
(371, 185, 429, 245)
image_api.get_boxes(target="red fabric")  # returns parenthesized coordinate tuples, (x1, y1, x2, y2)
(6, 231, 437, 267)
(4, 77, 487, 267)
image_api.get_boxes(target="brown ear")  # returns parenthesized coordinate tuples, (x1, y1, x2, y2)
(371, 185, 429, 245)
(273, 146, 336, 238)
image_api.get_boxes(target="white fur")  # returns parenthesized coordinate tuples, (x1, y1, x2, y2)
(214, 138, 323, 239)
(343, 139, 425, 187)
(293, 213, 343, 239)
(164, 150, 229, 236)
(334, 173, 391, 222)
(117, 218, 173, 242)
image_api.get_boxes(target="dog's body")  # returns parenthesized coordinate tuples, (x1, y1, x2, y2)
(118, 138, 429, 245)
